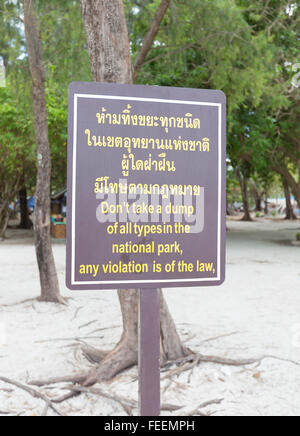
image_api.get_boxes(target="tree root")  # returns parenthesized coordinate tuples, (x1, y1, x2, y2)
(171, 398, 224, 416)
(0, 296, 67, 308)
(162, 352, 300, 380)
(0, 376, 64, 416)
(29, 373, 88, 387)
(29, 338, 138, 388)
(30, 343, 300, 389)
(83, 338, 138, 386)
(0, 298, 37, 308)
(65, 384, 223, 416)
(81, 344, 109, 365)
(37, 295, 67, 305)
(0, 409, 18, 416)
(161, 353, 260, 380)
(12, 347, 300, 416)
(0, 372, 223, 417)
(66, 385, 136, 415)
(9, 325, 299, 416)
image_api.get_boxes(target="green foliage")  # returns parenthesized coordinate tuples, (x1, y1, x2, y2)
(46, 81, 68, 191)
(0, 0, 24, 73)
(1, 0, 300, 226)
(37, 0, 92, 99)
(0, 84, 35, 233)
(0, 0, 91, 196)
(132, 0, 277, 121)
(0, 85, 34, 181)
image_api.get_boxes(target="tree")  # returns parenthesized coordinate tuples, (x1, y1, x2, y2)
(23, 0, 63, 303)
(273, 103, 300, 210)
(26, 1, 266, 394)
(282, 177, 296, 220)
(250, 180, 264, 213)
(0, 0, 92, 237)
(0, 0, 23, 78)
(131, 0, 282, 221)
(0, 0, 33, 237)
(236, 0, 300, 211)
(18, 181, 32, 229)
(77, 0, 189, 386)
(133, 0, 170, 81)
(0, 85, 34, 238)
(237, 165, 253, 221)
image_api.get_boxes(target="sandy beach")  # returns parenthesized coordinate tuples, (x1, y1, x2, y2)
(0, 218, 299, 416)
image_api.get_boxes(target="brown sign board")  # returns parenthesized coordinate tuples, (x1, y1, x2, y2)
(66, 82, 226, 290)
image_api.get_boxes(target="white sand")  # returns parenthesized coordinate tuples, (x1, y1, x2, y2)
(0, 219, 299, 416)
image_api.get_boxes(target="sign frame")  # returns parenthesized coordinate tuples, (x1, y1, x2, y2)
(66, 82, 226, 291)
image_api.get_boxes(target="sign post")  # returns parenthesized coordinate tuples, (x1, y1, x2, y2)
(66, 82, 226, 416)
(139, 288, 161, 416)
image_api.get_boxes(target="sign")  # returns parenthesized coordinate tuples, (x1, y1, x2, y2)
(66, 82, 226, 291)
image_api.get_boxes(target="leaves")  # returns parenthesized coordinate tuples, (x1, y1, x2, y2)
(0, 0, 300, 223)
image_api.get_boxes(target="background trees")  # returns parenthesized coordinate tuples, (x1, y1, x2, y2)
(23, 0, 62, 303)
(1, 0, 299, 238)
(0, 86, 34, 238)
(0, 2, 298, 294)
(78, 0, 189, 386)
(0, 0, 298, 399)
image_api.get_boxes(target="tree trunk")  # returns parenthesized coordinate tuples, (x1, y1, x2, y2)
(80, 0, 132, 84)
(0, 178, 21, 239)
(0, 201, 10, 240)
(264, 195, 269, 216)
(251, 185, 262, 212)
(272, 164, 300, 211)
(283, 178, 296, 220)
(237, 169, 252, 221)
(255, 197, 262, 213)
(18, 183, 32, 229)
(133, 0, 170, 81)
(23, 0, 62, 303)
(241, 175, 252, 221)
(0, 212, 9, 240)
(80, 0, 189, 384)
(291, 185, 300, 213)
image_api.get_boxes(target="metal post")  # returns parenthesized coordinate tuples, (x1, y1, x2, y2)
(139, 288, 161, 416)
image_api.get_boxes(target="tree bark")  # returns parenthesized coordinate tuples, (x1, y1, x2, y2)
(283, 177, 297, 220)
(237, 169, 252, 221)
(0, 200, 10, 240)
(264, 195, 269, 216)
(0, 176, 22, 239)
(80, 0, 189, 384)
(18, 182, 32, 229)
(23, 0, 62, 303)
(272, 163, 300, 211)
(289, 185, 300, 213)
(255, 197, 262, 213)
(80, 0, 133, 84)
(241, 175, 252, 221)
(250, 184, 262, 213)
(133, 0, 171, 81)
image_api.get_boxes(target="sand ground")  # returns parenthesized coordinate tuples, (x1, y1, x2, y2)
(0, 218, 299, 416)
